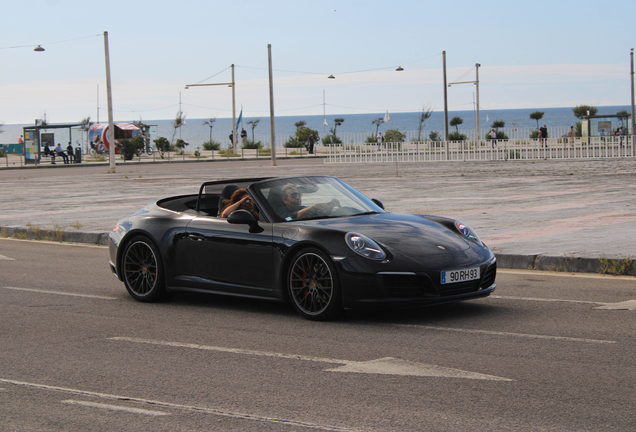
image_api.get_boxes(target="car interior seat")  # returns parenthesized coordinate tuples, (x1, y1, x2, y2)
(217, 184, 240, 216)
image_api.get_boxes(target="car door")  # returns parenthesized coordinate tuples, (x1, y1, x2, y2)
(183, 215, 275, 297)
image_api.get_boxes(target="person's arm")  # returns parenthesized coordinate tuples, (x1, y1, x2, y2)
(220, 195, 251, 218)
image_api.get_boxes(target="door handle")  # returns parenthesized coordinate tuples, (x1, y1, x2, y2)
(188, 233, 205, 242)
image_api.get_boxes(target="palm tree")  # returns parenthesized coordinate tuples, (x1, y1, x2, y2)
(417, 106, 433, 141)
(372, 117, 384, 135)
(450, 116, 463, 132)
(203, 118, 216, 142)
(171, 111, 186, 145)
(79, 117, 93, 153)
(246, 119, 260, 142)
(530, 111, 544, 129)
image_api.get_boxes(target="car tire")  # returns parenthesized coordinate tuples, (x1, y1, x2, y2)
(287, 248, 342, 321)
(121, 236, 166, 302)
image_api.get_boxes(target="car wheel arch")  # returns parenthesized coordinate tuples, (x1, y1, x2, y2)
(280, 242, 344, 309)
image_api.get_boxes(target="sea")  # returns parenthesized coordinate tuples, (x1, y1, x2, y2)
(1, 105, 632, 149)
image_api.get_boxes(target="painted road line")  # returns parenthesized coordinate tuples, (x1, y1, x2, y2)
(62, 399, 169, 416)
(595, 300, 636, 310)
(109, 337, 512, 381)
(2, 286, 117, 300)
(0, 254, 15, 260)
(491, 295, 604, 305)
(0, 378, 366, 432)
(394, 324, 615, 344)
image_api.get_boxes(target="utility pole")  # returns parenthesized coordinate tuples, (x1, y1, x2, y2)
(104, 31, 115, 174)
(475, 63, 481, 144)
(231, 64, 237, 152)
(268, 44, 276, 166)
(631, 48, 635, 157)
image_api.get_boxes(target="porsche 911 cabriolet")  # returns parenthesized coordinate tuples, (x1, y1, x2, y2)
(109, 175, 496, 320)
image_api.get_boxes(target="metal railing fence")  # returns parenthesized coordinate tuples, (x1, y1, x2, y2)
(326, 136, 635, 164)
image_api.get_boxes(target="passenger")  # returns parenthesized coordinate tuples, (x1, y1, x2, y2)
(220, 188, 258, 218)
(279, 183, 340, 220)
(43, 143, 55, 164)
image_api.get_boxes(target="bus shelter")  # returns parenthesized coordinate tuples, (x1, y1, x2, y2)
(582, 114, 631, 144)
(22, 123, 84, 164)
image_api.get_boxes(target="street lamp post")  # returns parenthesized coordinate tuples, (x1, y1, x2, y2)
(34, 32, 116, 172)
(185, 65, 237, 151)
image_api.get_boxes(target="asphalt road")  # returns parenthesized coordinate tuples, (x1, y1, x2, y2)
(1, 238, 635, 431)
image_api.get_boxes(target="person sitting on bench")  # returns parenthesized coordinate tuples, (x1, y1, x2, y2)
(54, 143, 69, 164)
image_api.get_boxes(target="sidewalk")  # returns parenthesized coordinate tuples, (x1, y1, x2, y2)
(1, 156, 635, 275)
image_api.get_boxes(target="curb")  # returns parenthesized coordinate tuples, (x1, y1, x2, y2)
(3, 225, 635, 276)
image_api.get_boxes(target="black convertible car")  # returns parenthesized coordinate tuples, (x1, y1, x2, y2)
(109, 175, 496, 320)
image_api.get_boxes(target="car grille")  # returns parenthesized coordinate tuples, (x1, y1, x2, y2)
(380, 274, 436, 298)
(480, 261, 497, 289)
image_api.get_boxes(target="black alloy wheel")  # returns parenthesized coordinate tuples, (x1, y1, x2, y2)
(121, 237, 166, 302)
(288, 248, 341, 320)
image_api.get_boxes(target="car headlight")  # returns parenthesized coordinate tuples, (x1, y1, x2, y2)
(455, 221, 484, 246)
(345, 232, 386, 261)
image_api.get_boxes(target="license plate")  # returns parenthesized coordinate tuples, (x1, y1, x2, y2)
(441, 267, 480, 284)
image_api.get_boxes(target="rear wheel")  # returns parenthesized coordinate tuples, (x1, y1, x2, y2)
(121, 236, 166, 302)
(287, 248, 341, 321)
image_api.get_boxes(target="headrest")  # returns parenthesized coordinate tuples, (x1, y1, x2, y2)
(220, 184, 239, 200)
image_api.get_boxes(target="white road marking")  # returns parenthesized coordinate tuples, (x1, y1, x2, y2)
(0, 378, 366, 432)
(0, 254, 15, 260)
(109, 337, 512, 381)
(595, 300, 636, 310)
(2, 286, 117, 300)
(394, 324, 615, 344)
(491, 295, 604, 305)
(62, 399, 169, 416)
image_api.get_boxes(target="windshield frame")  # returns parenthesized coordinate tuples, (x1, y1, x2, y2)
(249, 175, 386, 223)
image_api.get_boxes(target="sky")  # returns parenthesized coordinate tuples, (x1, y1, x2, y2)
(1, 0, 635, 126)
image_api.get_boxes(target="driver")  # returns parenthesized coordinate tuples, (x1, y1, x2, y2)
(280, 183, 339, 220)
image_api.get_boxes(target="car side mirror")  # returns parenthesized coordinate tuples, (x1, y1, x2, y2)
(227, 209, 264, 233)
(372, 198, 384, 210)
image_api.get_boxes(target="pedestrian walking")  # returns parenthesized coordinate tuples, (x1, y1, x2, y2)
(489, 129, 497, 148)
(240, 128, 248, 145)
(307, 133, 315, 154)
(568, 126, 574, 147)
(539, 125, 548, 147)
(376, 132, 383, 149)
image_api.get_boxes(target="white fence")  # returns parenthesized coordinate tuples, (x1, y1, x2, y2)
(182, 126, 575, 151)
(326, 136, 635, 164)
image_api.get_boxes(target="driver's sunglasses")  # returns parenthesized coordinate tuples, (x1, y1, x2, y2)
(287, 192, 301, 198)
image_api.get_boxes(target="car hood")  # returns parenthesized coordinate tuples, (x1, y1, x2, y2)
(308, 212, 473, 257)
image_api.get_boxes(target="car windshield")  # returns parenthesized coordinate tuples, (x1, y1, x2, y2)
(252, 176, 385, 221)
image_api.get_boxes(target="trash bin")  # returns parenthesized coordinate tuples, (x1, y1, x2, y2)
(74, 147, 82, 163)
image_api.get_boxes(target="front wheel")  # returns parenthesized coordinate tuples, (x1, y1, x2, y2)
(145, 146, 154, 156)
(287, 248, 342, 321)
(121, 236, 166, 302)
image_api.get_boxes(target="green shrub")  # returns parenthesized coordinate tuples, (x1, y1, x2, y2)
(0, 149, 6, 157)
(117, 136, 144, 160)
(529, 130, 540, 139)
(322, 134, 342, 145)
(153, 137, 172, 159)
(448, 131, 467, 141)
(242, 140, 262, 150)
(384, 129, 405, 143)
(202, 140, 221, 151)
